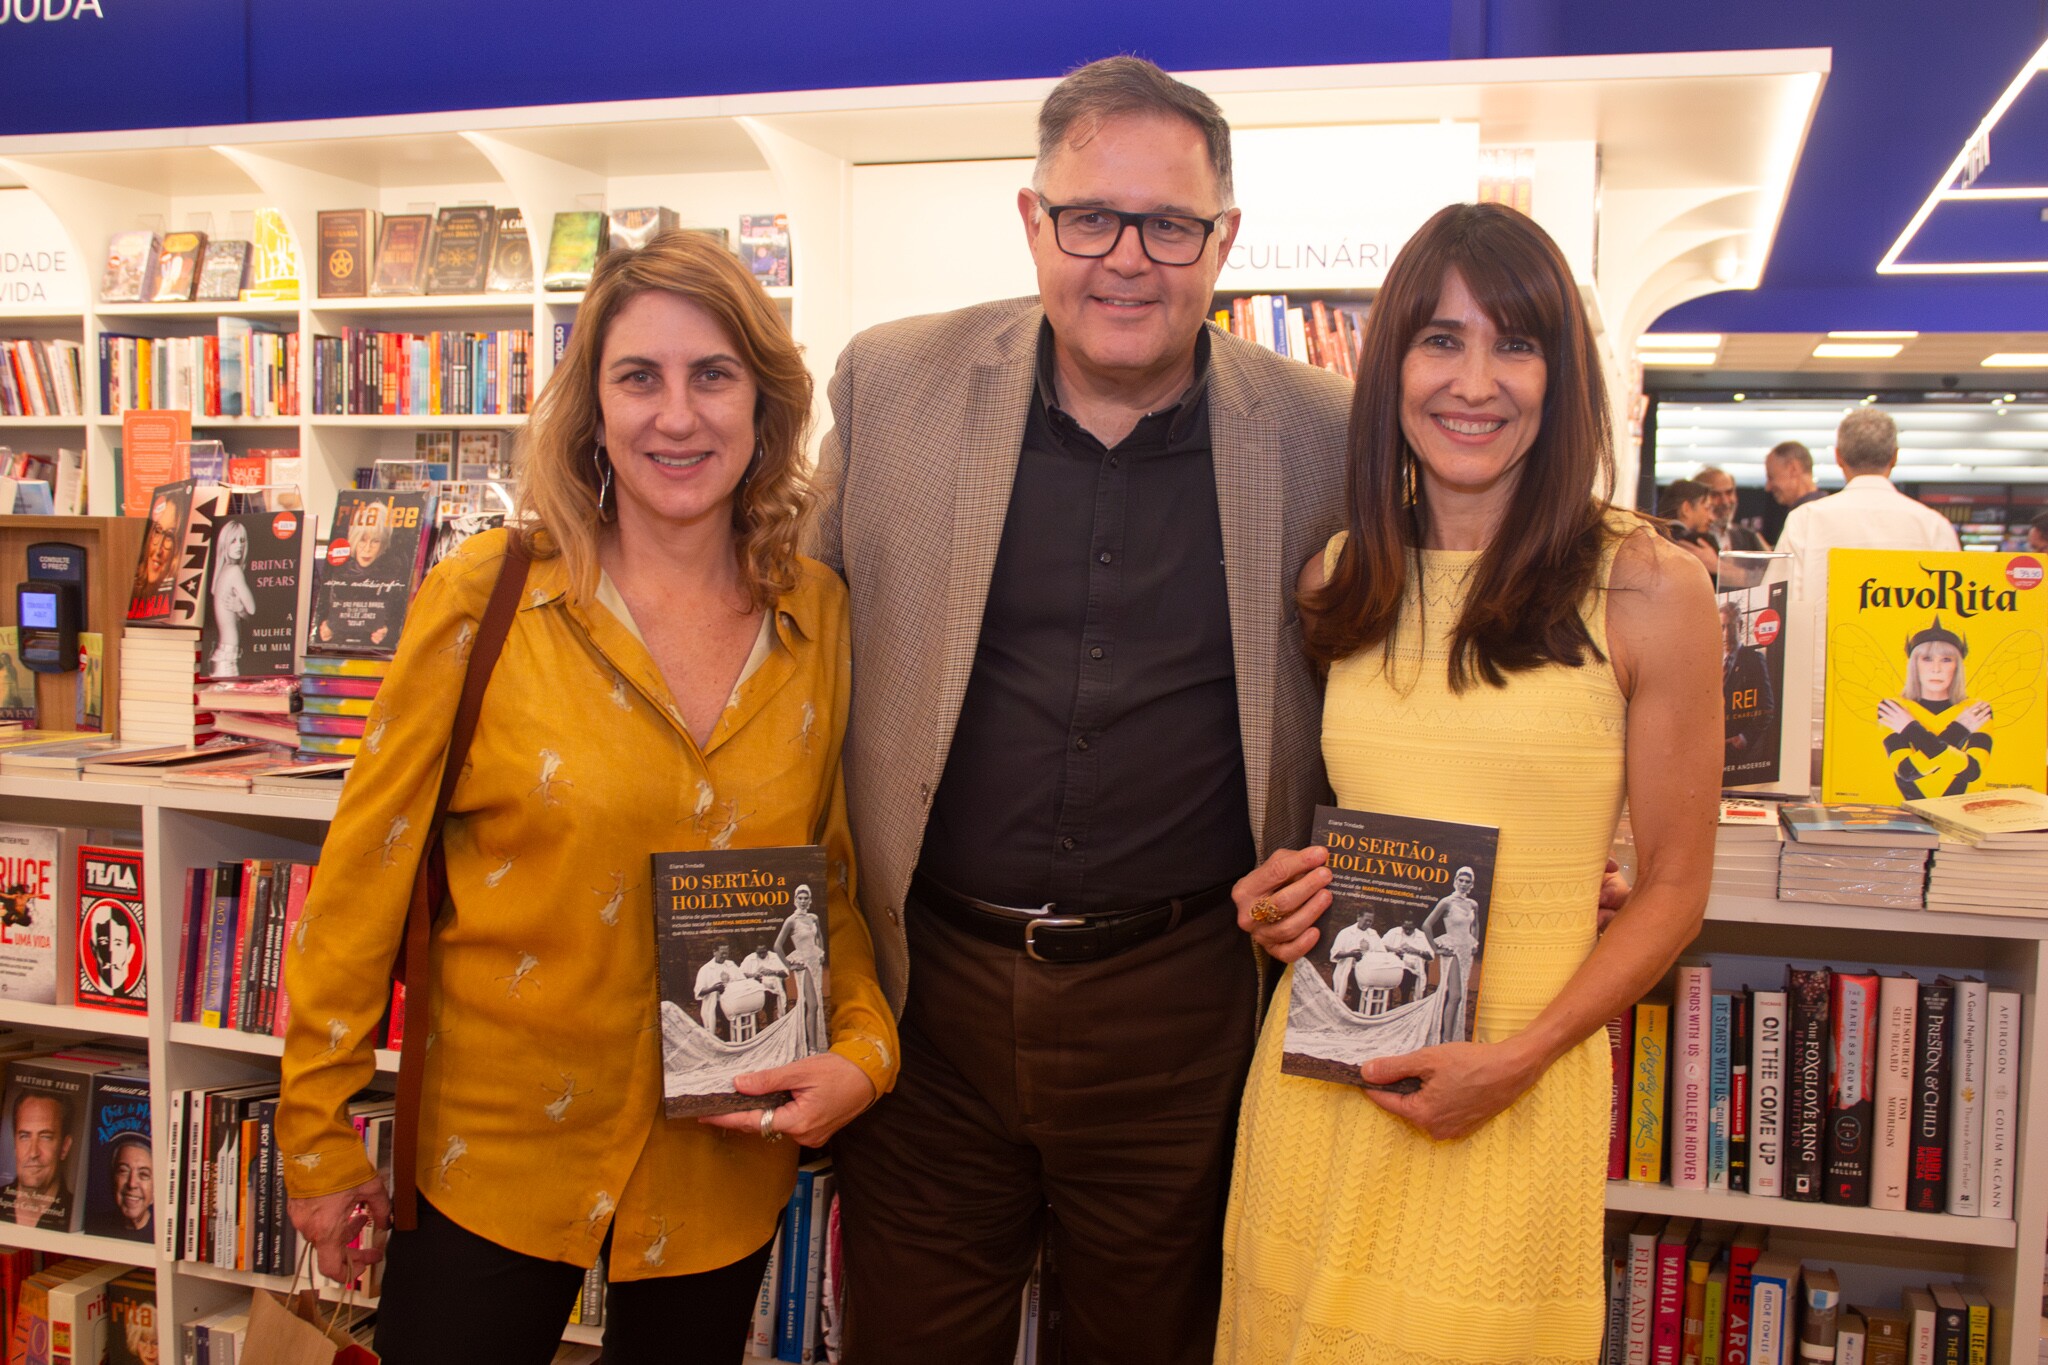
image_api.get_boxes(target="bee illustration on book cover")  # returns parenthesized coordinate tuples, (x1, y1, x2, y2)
(652, 845, 828, 1117)
(1822, 549, 2045, 803)
(1281, 806, 1498, 1088)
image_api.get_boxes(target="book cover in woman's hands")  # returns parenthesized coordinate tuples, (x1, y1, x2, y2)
(1280, 805, 1498, 1089)
(652, 844, 830, 1117)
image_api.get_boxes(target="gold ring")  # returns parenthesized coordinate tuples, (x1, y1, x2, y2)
(1250, 897, 1285, 925)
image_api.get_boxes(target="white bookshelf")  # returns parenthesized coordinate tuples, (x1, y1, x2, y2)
(1, 773, 2043, 1359)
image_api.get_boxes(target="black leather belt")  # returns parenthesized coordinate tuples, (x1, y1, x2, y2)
(909, 871, 1233, 964)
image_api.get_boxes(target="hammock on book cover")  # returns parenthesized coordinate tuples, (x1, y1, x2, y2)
(658, 996, 809, 1100)
(1285, 954, 1445, 1064)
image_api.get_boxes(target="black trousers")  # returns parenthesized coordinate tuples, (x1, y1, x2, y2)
(833, 896, 1262, 1365)
(373, 1199, 775, 1365)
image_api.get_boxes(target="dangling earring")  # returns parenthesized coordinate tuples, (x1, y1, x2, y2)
(591, 441, 615, 522)
(740, 439, 764, 485)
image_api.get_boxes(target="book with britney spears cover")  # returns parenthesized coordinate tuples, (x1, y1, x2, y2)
(652, 845, 829, 1117)
(1281, 806, 1498, 1089)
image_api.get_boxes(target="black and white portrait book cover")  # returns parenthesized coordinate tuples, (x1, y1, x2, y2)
(199, 510, 313, 679)
(652, 844, 829, 1118)
(1281, 805, 1499, 1088)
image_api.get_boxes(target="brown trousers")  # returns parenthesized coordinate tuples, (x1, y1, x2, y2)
(833, 894, 1262, 1365)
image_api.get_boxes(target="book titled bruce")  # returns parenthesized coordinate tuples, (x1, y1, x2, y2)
(652, 845, 829, 1118)
(1280, 805, 1498, 1090)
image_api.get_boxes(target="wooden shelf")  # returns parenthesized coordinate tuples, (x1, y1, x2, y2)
(0, 414, 86, 427)
(170, 1021, 395, 1073)
(95, 300, 300, 319)
(0, 1223, 157, 1264)
(0, 998, 149, 1037)
(1705, 891, 2048, 940)
(307, 294, 532, 314)
(1606, 1180, 2018, 1248)
(309, 413, 524, 428)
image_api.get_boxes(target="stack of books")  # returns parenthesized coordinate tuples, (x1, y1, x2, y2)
(118, 627, 210, 746)
(1909, 789, 2048, 917)
(196, 679, 300, 749)
(1711, 799, 1783, 898)
(1776, 803, 1937, 909)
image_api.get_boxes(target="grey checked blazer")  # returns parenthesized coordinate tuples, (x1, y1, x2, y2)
(814, 297, 1353, 1014)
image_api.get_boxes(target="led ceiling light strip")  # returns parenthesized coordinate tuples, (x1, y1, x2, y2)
(1878, 37, 2048, 274)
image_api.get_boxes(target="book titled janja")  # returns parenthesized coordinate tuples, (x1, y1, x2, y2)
(653, 845, 829, 1117)
(1281, 805, 1498, 1089)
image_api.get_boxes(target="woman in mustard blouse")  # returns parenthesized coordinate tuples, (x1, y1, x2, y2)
(278, 229, 899, 1364)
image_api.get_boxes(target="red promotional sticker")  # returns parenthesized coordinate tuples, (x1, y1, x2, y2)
(2007, 555, 2042, 591)
(327, 539, 351, 567)
(272, 512, 299, 540)
(1751, 608, 1781, 647)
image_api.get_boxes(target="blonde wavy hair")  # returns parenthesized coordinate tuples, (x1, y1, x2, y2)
(517, 228, 815, 608)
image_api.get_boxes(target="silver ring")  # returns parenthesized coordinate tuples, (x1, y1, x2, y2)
(758, 1107, 780, 1141)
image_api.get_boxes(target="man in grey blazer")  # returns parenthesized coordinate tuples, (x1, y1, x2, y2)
(814, 58, 1351, 1364)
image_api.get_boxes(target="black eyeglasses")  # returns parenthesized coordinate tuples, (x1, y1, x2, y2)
(1036, 196, 1225, 267)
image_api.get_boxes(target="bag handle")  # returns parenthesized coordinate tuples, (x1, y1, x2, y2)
(390, 532, 532, 1230)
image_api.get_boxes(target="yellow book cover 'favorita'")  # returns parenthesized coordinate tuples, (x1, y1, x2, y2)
(1822, 548, 2045, 804)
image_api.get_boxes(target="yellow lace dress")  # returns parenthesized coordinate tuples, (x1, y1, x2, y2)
(1217, 534, 1628, 1365)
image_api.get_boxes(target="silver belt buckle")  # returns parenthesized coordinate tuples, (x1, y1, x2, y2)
(1022, 915, 1087, 962)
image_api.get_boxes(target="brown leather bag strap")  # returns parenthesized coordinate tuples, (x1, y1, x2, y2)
(391, 531, 531, 1230)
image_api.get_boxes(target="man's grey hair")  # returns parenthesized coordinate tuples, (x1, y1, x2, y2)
(1836, 409, 1899, 474)
(1765, 440, 1814, 474)
(1695, 465, 1735, 489)
(1032, 56, 1235, 210)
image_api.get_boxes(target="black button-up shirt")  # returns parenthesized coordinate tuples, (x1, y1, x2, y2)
(917, 323, 1255, 910)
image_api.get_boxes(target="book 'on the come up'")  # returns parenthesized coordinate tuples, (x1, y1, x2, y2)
(1281, 806, 1498, 1089)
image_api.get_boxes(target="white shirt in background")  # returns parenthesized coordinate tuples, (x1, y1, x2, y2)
(1773, 473, 1961, 744)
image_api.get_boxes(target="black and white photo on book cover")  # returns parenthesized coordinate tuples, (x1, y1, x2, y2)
(199, 509, 312, 678)
(1281, 806, 1499, 1088)
(652, 845, 829, 1117)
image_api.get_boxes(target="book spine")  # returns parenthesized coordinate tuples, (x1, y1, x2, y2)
(1631, 1002, 1670, 1183)
(1933, 1302, 1964, 1365)
(1907, 981, 1953, 1212)
(801, 1173, 834, 1363)
(1871, 975, 1919, 1211)
(176, 866, 208, 1023)
(184, 1089, 205, 1262)
(1962, 1294, 1988, 1365)
(1752, 991, 1788, 1197)
(1627, 1226, 1658, 1365)
(1609, 1012, 1631, 1181)
(1675, 967, 1711, 1191)
(1946, 978, 1987, 1216)
(1682, 1256, 1709, 1365)
(1730, 988, 1752, 1193)
(1983, 989, 2020, 1219)
(777, 1173, 811, 1361)
(1711, 991, 1733, 1191)
(1825, 971, 1878, 1206)
(200, 865, 239, 1029)
(1784, 968, 1830, 1201)
(1703, 1269, 1728, 1365)
(751, 1239, 781, 1355)
(1605, 1250, 1630, 1365)
(1799, 1278, 1840, 1364)
(1652, 1236, 1686, 1365)
(1723, 1241, 1761, 1365)
(165, 1086, 187, 1260)
(1751, 1276, 1788, 1365)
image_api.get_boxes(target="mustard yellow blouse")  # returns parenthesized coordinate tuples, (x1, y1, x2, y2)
(278, 529, 898, 1278)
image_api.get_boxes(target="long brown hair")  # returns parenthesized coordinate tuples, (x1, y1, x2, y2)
(517, 228, 815, 608)
(1302, 202, 1614, 690)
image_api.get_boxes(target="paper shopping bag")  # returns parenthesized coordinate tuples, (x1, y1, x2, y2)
(243, 1284, 380, 1364)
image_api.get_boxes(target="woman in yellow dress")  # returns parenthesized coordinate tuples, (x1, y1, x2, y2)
(1216, 202, 1721, 1365)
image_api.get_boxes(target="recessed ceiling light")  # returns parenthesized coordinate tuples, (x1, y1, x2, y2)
(1640, 352, 1719, 366)
(2003, 393, 2018, 402)
(1981, 353, 2048, 367)
(1813, 343, 1905, 359)
(1637, 334, 1723, 350)
(1733, 393, 1746, 401)
(1827, 331, 1919, 340)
